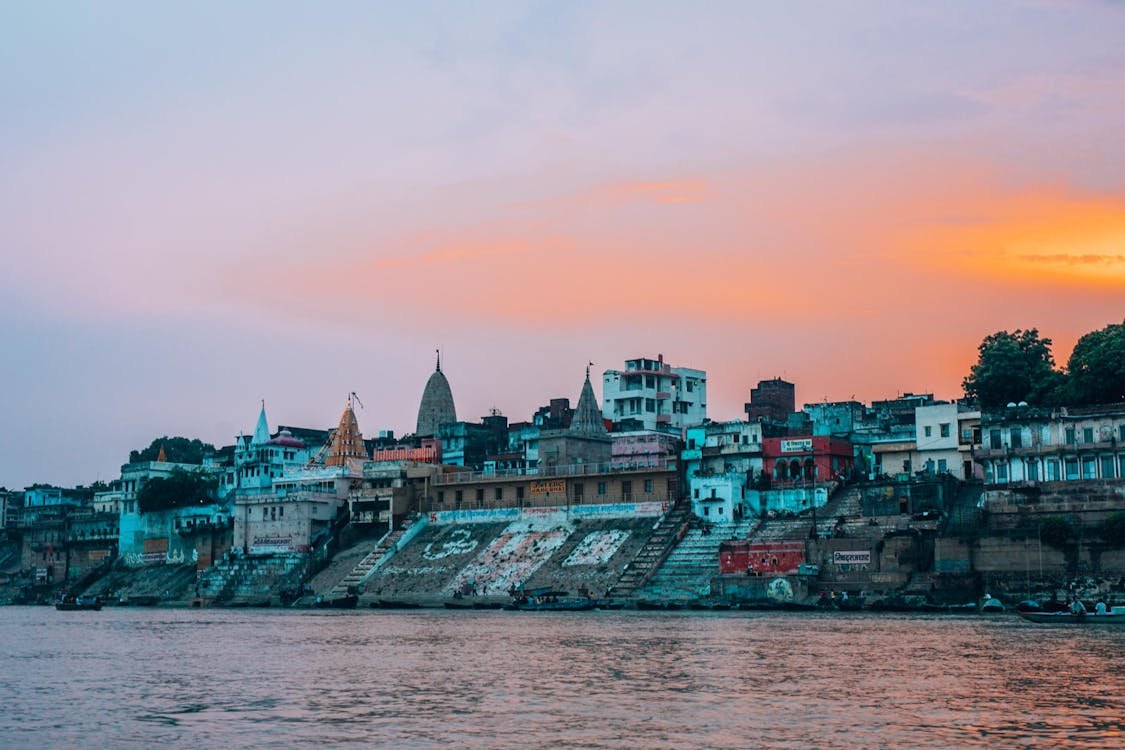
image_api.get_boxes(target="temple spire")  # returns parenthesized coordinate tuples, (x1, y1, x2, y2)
(326, 393, 367, 466)
(252, 401, 270, 445)
(570, 365, 607, 437)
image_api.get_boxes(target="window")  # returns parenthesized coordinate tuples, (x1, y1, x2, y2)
(996, 464, 1008, 483)
(1010, 430, 1022, 449)
(644, 479, 653, 493)
(622, 481, 633, 501)
(573, 483, 584, 502)
(1083, 427, 1094, 443)
(1027, 461, 1038, 482)
(494, 488, 502, 501)
(990, 430, 1002, 449)
(694, 488, 700, 499)
(1081, 457, 1096, 479)
(1065, 458, 1079, 480)
(1120, 425, 1125, 443)
(645, 399, 655, 413)
(455, 490, 463, 504)
(262, 507, 268, 519)
(278, 506, 284, 518)
(437, 491, 445, 503)
(1047, 460, 1060, 481)
(924, 426, 932, 438)
(476, 488, 484, 503)
(597, 482, 607, 495)
(939, 423, 950, 438)
(516, 486, 524, 501)
(938, 459, 947, 473)
(686, 380, 694, 392)
(1065, 427, 1076, 445)
(1099, 456, 1115, 479)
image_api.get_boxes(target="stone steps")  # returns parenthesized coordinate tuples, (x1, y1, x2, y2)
(325, 524, 412, 598)
(608, 507, 692, 597)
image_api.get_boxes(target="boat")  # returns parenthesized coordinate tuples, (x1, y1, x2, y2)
(980, 595, 1005, 613)
(505, 590, 596, 612)
(1018, 606, 1125, 625)
(122, 595, 160, 607)
(505, 598, 596, 612)
(314, 594, 359, 609)
(55, 596, 103, 611)
(371, 599, 422, 609)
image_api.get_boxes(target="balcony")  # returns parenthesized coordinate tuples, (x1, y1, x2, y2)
(434, 457, 676, 485)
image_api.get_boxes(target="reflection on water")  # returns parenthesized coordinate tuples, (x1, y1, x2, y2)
(0, 608, 1122, 748)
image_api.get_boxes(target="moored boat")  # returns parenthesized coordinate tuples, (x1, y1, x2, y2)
(314, 594, 359, 609)
(55, 596, 102, 611)
(1019, 606, 1125, 624)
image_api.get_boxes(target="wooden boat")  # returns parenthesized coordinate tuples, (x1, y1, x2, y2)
(56, 597, 102, 611)
(505, 598, 595, 612)
(314, 594, 358, 609)
(1019, 607, 1125, 625)
(372, 599, 422, 609)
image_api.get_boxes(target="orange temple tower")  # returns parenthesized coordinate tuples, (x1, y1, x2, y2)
(325, 393, 368, 466)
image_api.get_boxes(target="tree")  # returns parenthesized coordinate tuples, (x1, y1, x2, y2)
(1064, 320, 1125, 406)
(1039, 516, 1075, 549)
(129, 436, 216, 465)
(1098, 512, 1125, 548)
(962, 329, 1064, 408)
(136, 467, 218, 512)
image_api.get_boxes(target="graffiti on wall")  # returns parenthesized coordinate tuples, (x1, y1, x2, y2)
(422, 528, 479, 560)
(562, 530, 630, 567)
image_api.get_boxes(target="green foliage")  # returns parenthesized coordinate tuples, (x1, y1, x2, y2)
(1098, 512, 1125, 548)
(136, 467, 218, 512)
(1038, 516, 1075, 548)
(129, 436, 216, 465)
(1064, 320, 1125, 406)
(962, 329, 1065, 408)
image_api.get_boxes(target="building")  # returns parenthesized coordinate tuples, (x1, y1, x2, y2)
(763, 435, 854, 485)
(974, 404, 1125, 484)
(425, 462, 677, 513)
(538, 369, 612, 471)
(744, 378, 796, 423)
(602, 355, 706, 432)
(416, 352, 457, 438)
(221, 404, 318, 498)
(682, 421, 764, 521)
(914, 403, 981, 480)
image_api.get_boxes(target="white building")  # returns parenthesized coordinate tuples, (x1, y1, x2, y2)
(682, 421, 764, 520)
(602, 355, 706, 432)
(975, 404, 1125, 484)
(914, 403, 981, 480)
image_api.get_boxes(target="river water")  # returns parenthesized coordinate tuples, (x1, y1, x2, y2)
(1, 607, 1121, 748)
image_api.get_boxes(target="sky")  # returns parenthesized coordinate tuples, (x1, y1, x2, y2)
(2, 1, 1123, 488)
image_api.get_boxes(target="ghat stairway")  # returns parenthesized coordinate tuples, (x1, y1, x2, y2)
(606, 505, 692, 599)
(323, 520, 417, 599)
(198, 554, 306, 603)
(637, 516, 759, 600)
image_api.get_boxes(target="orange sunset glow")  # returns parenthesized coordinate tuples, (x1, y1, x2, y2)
(1, 2, 1123, 487)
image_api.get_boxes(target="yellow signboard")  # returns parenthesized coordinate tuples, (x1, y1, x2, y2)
(530, 480, 566, 495)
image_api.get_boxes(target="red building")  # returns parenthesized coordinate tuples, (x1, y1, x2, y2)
(762, 435, 853, 484)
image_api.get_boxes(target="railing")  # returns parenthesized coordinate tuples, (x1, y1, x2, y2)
(434, 457, 676, 485)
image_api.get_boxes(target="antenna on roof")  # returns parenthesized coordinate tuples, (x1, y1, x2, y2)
(587, 361, 593, 379)
(436, 348, 442, 373)
(350, 391, 365, 410)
